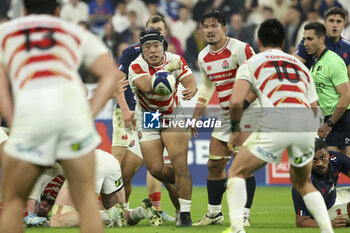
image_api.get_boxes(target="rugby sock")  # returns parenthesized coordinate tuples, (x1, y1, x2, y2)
(124, 202, 130, 210)
(243, 208, 250, 219)
(303, 191, 334, 233)
(226, 177, 246, 232)
(149, 192, 161, 211)
(207, 178, 227, 216)
(99, 210, 110, 222)
(129, 207, 147, 222)
(245, 176, 256, 209)
(208, 204, 222, 217)
(179, 198, 191, 212)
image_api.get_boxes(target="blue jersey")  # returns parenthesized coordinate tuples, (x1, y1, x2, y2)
(292, 151, 350, 218)
(116, 42, 142, 111)
(295, 37, 350, 68)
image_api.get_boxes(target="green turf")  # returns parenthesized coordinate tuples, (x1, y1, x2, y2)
(25, 186, 348, 233)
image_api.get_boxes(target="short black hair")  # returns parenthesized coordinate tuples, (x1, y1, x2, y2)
(201, 10, 226, 27)
(315, 138, 327, 152)
(258, 18, 284, 47)
(304, 22, 326, 38)
(325, 7, 346, 21)
(24, 0, 60, 15)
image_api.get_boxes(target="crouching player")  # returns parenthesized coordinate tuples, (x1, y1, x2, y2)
(292, 138, 350, 228)
(50, 149, 162, 227)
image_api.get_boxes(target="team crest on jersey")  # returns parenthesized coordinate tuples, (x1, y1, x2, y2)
(344, 52, 348, 59)
(207, 65, 212, 71)
(128, 140, 135, 147)
(138, 131, 142, 139)
(222, 60, 229, 69)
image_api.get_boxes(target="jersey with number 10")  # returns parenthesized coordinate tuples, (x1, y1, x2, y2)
(236, 49, 319, 132)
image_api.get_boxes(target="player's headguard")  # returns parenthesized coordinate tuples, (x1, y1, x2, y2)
(140, 29, 168, 55)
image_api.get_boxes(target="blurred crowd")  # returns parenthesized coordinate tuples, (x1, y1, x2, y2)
(1, 0, 350, 78)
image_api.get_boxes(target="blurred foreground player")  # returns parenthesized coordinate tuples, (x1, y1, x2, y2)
(0, 0, 120, 233)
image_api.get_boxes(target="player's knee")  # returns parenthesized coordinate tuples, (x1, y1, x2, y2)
(207, 158, 228, 174)
(147, 166, 163, 179)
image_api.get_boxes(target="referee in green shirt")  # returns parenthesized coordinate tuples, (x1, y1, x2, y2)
(303, 22, 350, 157)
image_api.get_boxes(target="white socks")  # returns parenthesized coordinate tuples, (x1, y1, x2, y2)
(208, 204, 222, 217)
(226, 177, 247, 232)
(303, 191, 334, 233)
(179, 198, 191, 212)
(129, 207, 146, 222)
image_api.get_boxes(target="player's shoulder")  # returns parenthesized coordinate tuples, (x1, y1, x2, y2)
(125, 42, 142, 54)
(339, 37, 350, 49)
(198, 45, 211, 60)
(227, 37, 249, 49)
(165, 51, 180, 60)
(329, 150, 348, 164)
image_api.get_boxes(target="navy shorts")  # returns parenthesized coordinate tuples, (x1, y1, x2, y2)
(324, 110, 350, 149)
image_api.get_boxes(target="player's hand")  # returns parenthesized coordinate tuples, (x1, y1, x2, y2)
(164, 59, 182, 72)
(112, 77, 128, 98)
(228, 131, 241, 153)
(331, 215, 347, 228)
(190, 118, 199, 139)
(122, 110, 135, 130)
(317, 123, 332, 139)
(182, 87, 197, 100)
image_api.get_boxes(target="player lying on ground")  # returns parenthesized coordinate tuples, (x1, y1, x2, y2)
(50, 149, 162, 227)
(292, 138, 350, 228)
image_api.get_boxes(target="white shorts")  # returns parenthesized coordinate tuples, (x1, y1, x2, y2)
(4, 85, 101, 166)
(127, 131, 171, 164)
(0, 127, 8, 144)
(212, 108, 261, 142)
(112, 108, 133, 147)
(95, 149, 123, 194)
(135, 105, 185, 143)
(243, 132, 315, 167)
(28, 163, 64, 202)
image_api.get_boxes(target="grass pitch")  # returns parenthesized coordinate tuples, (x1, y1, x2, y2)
(25, 186, 348, 233)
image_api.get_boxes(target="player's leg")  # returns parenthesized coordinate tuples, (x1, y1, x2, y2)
(290, 163, 334, 233)
(161, 127, 192, 226)
(59, 151, 104, 233)
(141, 139, 175, 184)
(121, 149, 144, 205)
(194, 136, 230, 226)
(50, 184, 80, 227)
(147, 171, 162, 211)
(226, 146, 266, 233)
(238, 131, 256, 227)
(0, 153, 43, 233)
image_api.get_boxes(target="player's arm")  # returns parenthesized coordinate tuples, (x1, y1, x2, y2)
(0, 64, 14, 126)
(191, 70, 215, 138)
(318, 82, 350, 138)
(347, 65, 350, 80)
(180, 74, 197, 100)
(114, 70, 135, 130)
(296, 214, 347, 228)
(132, 75, 153, 93)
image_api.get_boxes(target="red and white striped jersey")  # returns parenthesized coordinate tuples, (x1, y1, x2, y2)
(236, 49, 318, 131)
(0, 15, 108, 96)
(129, 52, 192, 114)
(237, 49, 318, 108)
(198, 37, 254, 112)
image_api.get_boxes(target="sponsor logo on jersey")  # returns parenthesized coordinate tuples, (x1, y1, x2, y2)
(115, 177, 123, 188)
(128, 139, 135, 147)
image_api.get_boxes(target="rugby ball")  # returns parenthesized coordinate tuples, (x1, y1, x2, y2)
(151, 70, 176, 96)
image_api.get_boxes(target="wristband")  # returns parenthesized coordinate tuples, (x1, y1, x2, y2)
(243, 100, 250, 110)
(231, 120, 241, 132)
